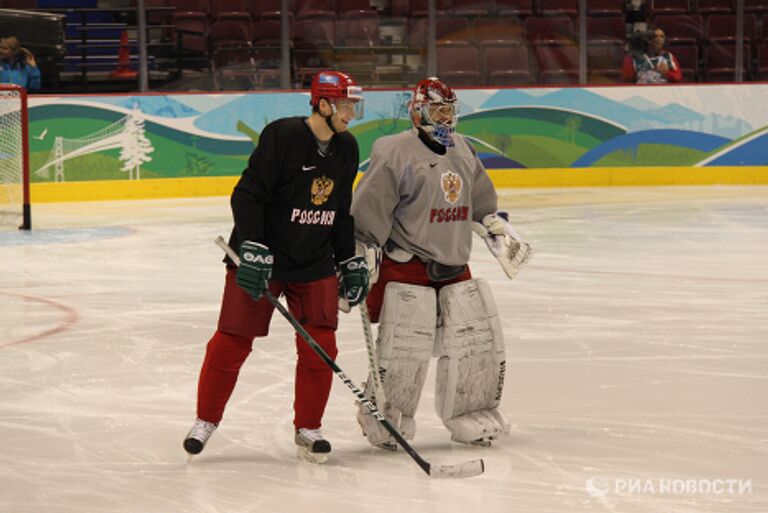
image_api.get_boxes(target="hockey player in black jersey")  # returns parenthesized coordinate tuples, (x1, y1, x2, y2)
(184, 71, 369, 464)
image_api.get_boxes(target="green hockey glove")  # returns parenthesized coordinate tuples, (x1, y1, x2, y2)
(236, 241, 273, 301)
(338, 255, 369, 307)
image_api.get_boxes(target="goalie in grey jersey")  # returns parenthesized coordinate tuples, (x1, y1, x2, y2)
(351, 77, 533, 449)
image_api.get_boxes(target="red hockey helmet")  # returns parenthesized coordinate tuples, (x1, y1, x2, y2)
(310, 71, 364, 119)
(409, 77, 458, 129)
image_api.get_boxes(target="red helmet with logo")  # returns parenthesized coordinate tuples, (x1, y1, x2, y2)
(409, 77, 458, 129)
(310, 71, 363, 104)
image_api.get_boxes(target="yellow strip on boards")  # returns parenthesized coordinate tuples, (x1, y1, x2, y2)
(486, 167, 768, 187)
(31, 167, 768, 203)
(31, 176, 239, 203)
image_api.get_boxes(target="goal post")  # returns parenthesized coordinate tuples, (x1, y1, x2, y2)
(0, 84, 31, 230)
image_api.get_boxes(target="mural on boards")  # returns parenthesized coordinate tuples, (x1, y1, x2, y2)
(26, 84, 768, 183)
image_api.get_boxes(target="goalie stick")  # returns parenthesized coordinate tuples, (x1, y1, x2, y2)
(359, 302, 386, 406)
(215, 236, 484, 479)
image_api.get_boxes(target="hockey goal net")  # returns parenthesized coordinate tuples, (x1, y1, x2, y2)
(0, 84, 31, 230)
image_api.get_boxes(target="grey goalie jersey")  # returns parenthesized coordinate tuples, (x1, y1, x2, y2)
(352, 129, 498, 266)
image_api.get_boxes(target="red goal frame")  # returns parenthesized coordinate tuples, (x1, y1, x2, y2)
(0, 84, 31, 230)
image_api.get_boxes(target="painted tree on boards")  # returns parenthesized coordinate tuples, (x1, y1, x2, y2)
(119, 106, 154, 180)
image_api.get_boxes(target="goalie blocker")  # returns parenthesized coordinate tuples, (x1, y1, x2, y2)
(357, 279, 509, 447)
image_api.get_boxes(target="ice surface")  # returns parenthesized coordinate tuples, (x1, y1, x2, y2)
(1, 187, 766, 513)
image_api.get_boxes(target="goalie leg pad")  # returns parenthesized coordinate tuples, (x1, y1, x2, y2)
(357, 282, 436, 446)
(435, 279, 510, 444)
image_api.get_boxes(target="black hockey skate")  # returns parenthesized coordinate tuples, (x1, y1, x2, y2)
(184, 419, 217, 456)
(295, 428, 331, 464)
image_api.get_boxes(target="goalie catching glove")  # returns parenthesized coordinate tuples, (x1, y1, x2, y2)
(236, 241, 273, 300)
(338, 255, 369, 307)
(473, 211, 533, 279)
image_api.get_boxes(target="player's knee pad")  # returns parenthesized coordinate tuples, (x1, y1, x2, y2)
(434, 279, 510, 444)
(205, 330, 252, 372)
(357, 282, 436, 446)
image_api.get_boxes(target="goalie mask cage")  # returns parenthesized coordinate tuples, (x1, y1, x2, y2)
(0, 84, 31, 230)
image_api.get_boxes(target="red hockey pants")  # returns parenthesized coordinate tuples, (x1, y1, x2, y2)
(365, 255, 472, 323)
(196, 267, 338, 430)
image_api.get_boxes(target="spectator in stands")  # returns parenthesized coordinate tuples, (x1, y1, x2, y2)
(621, 27, 682, 84)
(0, 36, 41, 91)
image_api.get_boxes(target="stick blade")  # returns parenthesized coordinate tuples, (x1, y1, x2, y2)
(429, 458, 485, 479)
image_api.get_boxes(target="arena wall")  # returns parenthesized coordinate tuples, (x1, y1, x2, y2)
(27, 84, 768, 202)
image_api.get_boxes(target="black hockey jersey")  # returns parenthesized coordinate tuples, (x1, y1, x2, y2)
(228, 117, 359, 282)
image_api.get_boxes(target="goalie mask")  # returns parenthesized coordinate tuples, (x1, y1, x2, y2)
(310, 71, 365, 122)
(409, 77, 458, 147)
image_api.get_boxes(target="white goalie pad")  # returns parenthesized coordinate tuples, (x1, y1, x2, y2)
(356, 283, 436, 446)
(435, 279, 510, 444)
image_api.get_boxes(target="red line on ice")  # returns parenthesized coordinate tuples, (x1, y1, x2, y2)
(0, 292, 79, 348)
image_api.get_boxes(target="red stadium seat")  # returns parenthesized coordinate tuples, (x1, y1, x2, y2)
(473, 16, 526, 46)
(756, 42, 768, 78)
(587, 44, 624, 82)
(173, 11, 210, 53)
(534, 44, 579, 83)
(526, 16, 576, 45)
(169, 0, 209, 14)
(587, 0, 624, 16)
(215, 12, 252, 37)
(252, 19, 283, 47)
(495, 0, 534, 16)
(294, 18, 335, 46)
(587, 15, 626, 46)
(695, 0, 733, 14)
(252, 0, 285, 20)
(451, 0, 494, 17)
(338, 0, 377, 18)
(295, 0, 337, 19)
(745, 0, 768, 13)
(537, 0, 578, 17)
(334, 14, 380, 45)
(210, 0, 251, 20)
(705, 14, 759, 43)
(650, 0, 691, 14)
(703, 42, 751, 81)
(437, 46, 482, 85)
(409, 0, 452, 16)
(653, 14, 704, 45)
(409, 17, 473, 46)
(667, 43, 699, 81)
(484, 45, 534, 84)
(209, 20, 254, 89)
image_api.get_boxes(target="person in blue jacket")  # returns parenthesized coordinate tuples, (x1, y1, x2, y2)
(0, 37, 41, 91)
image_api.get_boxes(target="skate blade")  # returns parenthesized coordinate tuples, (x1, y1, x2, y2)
(451, 436, 493, 447)
(377, 442, 398, 451)
(296, 446, 328, 464)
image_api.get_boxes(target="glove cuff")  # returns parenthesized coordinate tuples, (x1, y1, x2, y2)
(241, 240, 270, 252)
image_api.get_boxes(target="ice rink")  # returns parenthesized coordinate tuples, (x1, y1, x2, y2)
(1, 186, 767, 513)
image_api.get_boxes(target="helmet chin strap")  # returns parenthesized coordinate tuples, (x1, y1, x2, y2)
(323, 100, 338, 134)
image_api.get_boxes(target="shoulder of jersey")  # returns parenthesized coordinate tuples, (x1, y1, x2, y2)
(336, 130, 358, 146)
(372, 130, 410, 150)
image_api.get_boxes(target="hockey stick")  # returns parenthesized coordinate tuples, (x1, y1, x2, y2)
(359, 302, 386, 406)
(215, 236, 484, 479)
